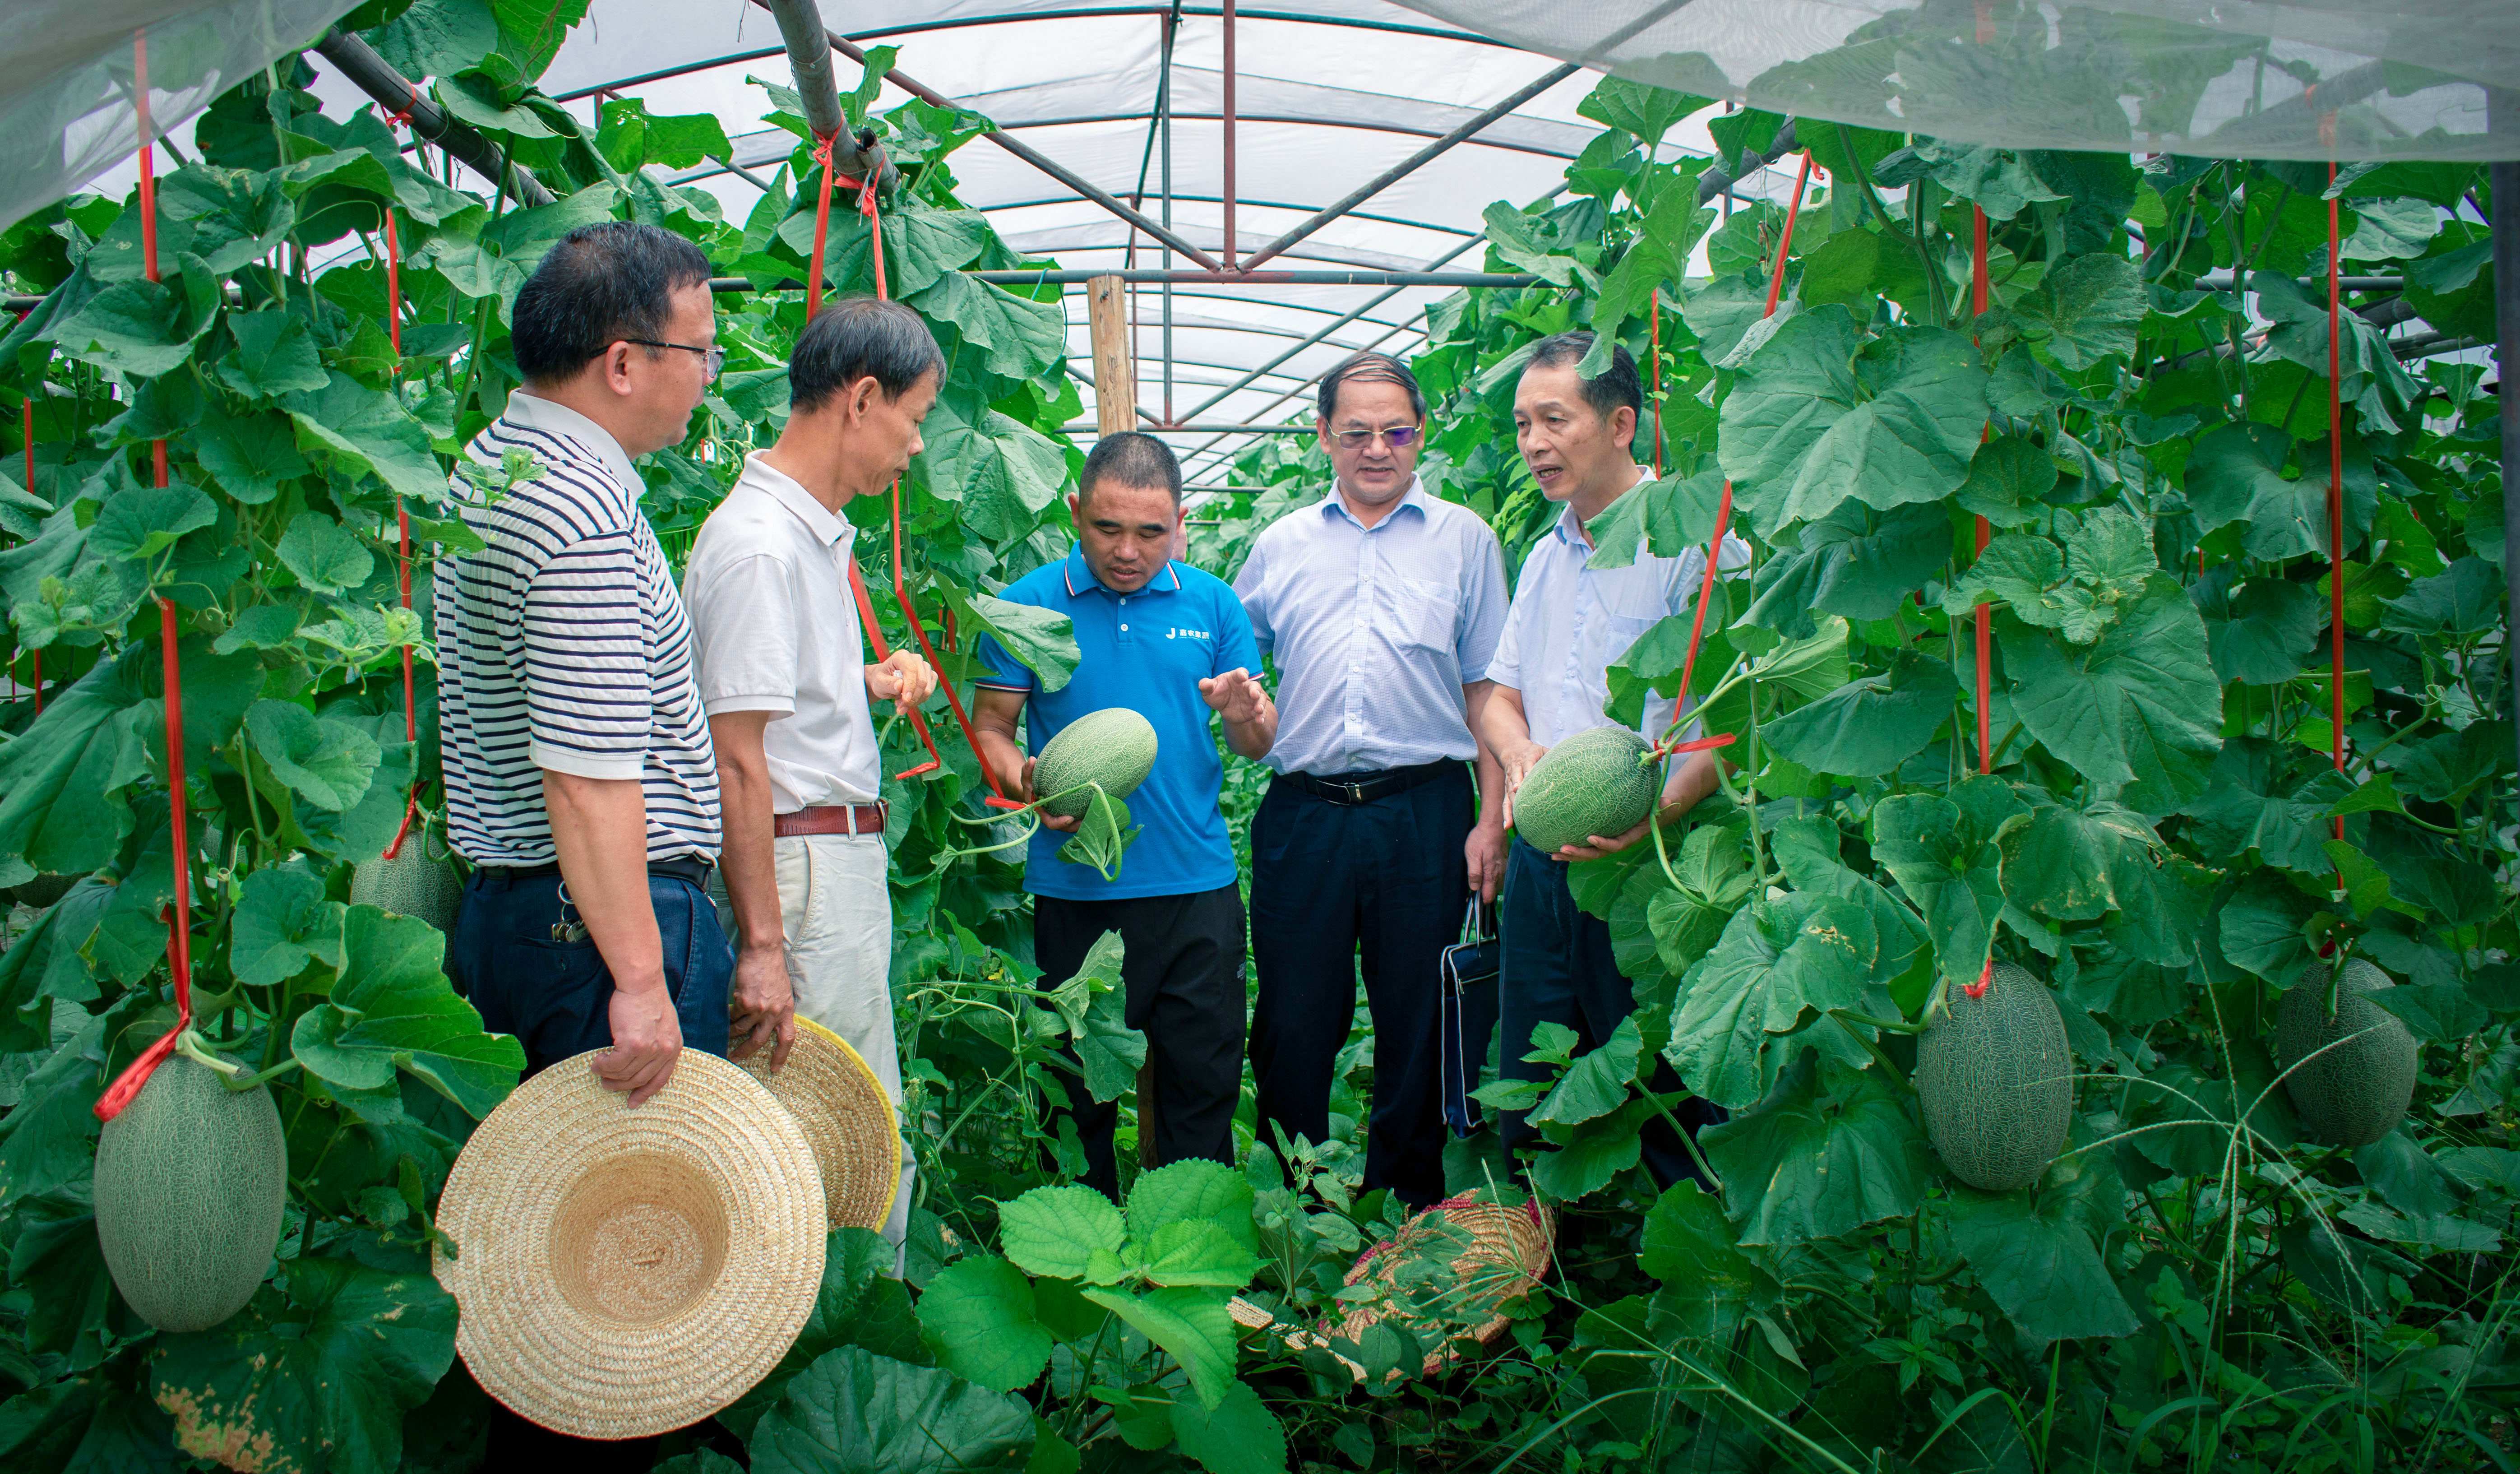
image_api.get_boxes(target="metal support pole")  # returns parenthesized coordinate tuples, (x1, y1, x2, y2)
(1239, 61, 1581, 270)
(1177, 236, 1484, 422)
(1161, 10, 1176, 425)
(749, 0, 1224, 271)
(968, 269, 1537, 286)
(312, 30, 555, 207)
(1222, 0, 1236, 270)
(757, 0, 895, 186)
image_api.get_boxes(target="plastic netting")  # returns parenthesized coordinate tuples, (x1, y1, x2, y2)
(1386, 0, 2520, 161)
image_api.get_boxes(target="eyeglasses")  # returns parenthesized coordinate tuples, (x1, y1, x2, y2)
(1330, 426, 1421, 451)
(622, 339, 726, 382)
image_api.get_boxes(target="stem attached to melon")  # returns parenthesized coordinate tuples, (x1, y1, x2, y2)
(173, 1029, 243, 1076)
(1828, 1013, 1911, 1087)
(1828, 1007, 1927, 1036)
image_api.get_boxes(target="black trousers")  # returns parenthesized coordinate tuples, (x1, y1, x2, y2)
(1498, 837, 1723, 1191)
(1037, 884, 1248, 1200)
(1249, 765, 1470, 1208)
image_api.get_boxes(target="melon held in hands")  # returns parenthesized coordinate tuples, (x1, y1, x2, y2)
(1512, 726, 1661, 856)
(1032, 708, 1158, 818)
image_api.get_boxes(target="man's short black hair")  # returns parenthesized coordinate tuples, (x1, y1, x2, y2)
(1525, 331, 1643, 425)
(511, 221, 714, 383)
(1315, 351, 1426, 424)
(1080, 431, 1183, 505)
(790, 298, 944, 413)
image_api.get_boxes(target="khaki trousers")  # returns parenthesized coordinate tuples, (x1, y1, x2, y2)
(774, 832, 913, 1249)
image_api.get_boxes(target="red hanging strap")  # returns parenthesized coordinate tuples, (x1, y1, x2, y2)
(799, 132, 1030, 800)
(1648, 288, 1663, 477)
(1667, 151, 1814, 725)
(1971, 204, 1993, 778)
(2324, 139, 2348, 857)
(98, 29, 192, 1122)
(16, 311, 37, 715)
(379, 118, 423, 861)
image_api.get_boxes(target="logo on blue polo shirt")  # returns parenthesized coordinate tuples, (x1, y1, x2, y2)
(1167, 626, 1211, 640)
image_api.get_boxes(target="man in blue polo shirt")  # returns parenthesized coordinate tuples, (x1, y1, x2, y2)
(973, 432, 1276, 1198)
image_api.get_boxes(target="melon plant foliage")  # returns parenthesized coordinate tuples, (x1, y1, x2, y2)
(0, 4, 2511, 1470)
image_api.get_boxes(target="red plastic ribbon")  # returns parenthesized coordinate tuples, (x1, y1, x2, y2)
(98, 29, 193, 1123)
(16, 310, 37, 714)
(1667, 151, 1814, 735)
(1647, 287, 1663, 477)
(380, 116, 422, 860)
(1971, 205, 1993, 776)
(2324, 146, 2346, 841)
(800, 131, 1023, 799)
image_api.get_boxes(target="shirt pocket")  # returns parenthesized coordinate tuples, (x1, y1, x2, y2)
(1393, 577, 1462, 655)
(1593, 565, 1674, 665)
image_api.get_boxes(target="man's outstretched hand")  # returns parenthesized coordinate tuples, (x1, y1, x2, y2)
(1198, 667, 1268, 723)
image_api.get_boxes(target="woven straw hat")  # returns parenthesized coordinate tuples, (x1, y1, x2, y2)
(433, 1049, 827, 1439)
(735, 1016, 901, 1231)
(1326, 1196, 1554, 1382)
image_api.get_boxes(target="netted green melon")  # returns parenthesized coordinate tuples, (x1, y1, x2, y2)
(352, 841, 464, 933)
(94, 1052, 287, 1332)
(1513, 726, 1660, 856)
(1916, 961, 2074, 1191)
(1033, 708, 1158, 818)
(2277, 957, 2419, 1147)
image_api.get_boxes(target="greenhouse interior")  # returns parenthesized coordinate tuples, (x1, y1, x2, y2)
(1, 0, 2517, 1469)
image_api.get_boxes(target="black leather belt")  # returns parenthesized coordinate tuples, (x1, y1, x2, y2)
(476, 855, 715, 887)
(1278, 759, 1461, 807)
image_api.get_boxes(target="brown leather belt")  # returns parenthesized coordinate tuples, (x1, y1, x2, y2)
(773, 802, 889, 838)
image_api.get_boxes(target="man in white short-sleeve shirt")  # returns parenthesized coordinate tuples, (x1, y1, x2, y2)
(684, 299, 940, 1254)
(1481, 330, 1750, 1194)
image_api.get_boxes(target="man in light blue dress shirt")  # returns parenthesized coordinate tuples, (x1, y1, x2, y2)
(1480, 330, 1750, 1191)
(1234, 352, 1510, 1206)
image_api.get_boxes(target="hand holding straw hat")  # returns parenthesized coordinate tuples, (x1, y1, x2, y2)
(434, 1049, 826, 1439)
(736, 1016, 902, 1232)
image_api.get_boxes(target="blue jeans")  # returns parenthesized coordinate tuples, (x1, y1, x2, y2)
(1498, 837, 1723, 1191)
(447, 868, 732, 1076)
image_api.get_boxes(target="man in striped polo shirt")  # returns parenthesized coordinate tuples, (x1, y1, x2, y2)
(439, 221, 728, 1111)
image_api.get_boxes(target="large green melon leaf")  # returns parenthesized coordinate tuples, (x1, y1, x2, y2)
(2001, 581, 2222, 814)
(1702, 1054, 1931, 1247)
(749, 1346, 1036, 1474)
(1719, 309, 1988, 532)
(151, 1255, 456, 1474)
(1665, 895, 1875, 1111)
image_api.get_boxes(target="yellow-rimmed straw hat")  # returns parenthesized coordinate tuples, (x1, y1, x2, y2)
(736, 1016, 901, 1231)
(432, 1049, 826, 1439)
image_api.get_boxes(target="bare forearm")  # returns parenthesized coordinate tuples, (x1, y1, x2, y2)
(543, 772, 664, 994)
(1223, 705, 1276, 761)
(1480, 685, 1535, 762)
(715, 756, 784, 957)
(1463, 682, 1507, 828)
(973, 693, 1031, 800)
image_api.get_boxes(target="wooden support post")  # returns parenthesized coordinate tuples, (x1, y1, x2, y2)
(1088, 274, 1138, 436)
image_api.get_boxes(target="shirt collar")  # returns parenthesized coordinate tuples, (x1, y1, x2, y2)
(1062, 543, 1184, 598)
(1319, 476, 1430, 530)
(499, 390, 644, 495)
(1549, 466, 1654, 548)
(741, 452, 853, 548)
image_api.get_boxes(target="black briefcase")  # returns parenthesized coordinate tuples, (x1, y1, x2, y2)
(1438, 896, 1501, 1137)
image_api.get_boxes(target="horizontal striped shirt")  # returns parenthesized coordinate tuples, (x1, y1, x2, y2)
(435, 391, 720, 866)
(1234, 478, 1509, 776)
(1489, 473, 1753, 749)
